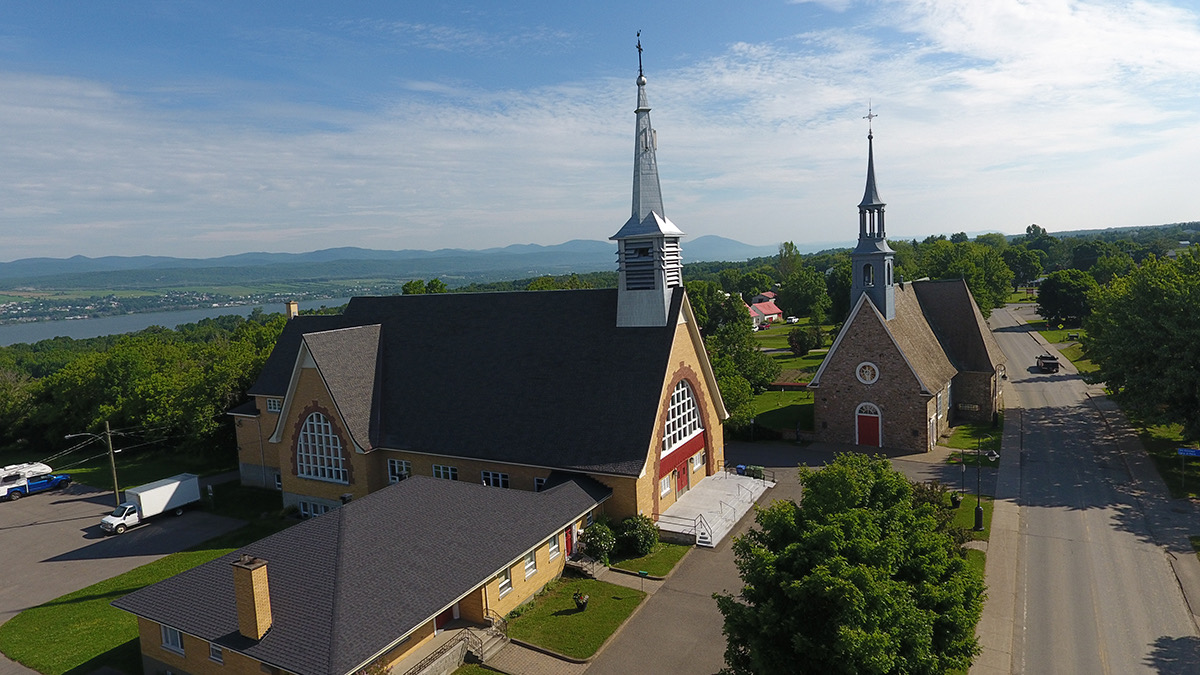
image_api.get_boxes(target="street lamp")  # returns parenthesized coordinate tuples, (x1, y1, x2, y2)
(66, 420, 121, 508)
(974, 435, 998, 531)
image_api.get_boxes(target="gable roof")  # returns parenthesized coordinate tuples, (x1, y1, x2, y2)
(113, 476, 609, 675)
(252, 288, 692, 476)
(750, 300, 782, 317)
(810, 286, 957, 393)
(912, 279, 1006, 373)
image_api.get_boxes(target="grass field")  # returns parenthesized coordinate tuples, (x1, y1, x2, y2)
(3, 445, 237, 495)
(751, 390, 814, 432)
(505, 578, 645, 660)
(1005, 289, 1038, 304)
(1028, 319, 1085, 345)
(0, 484, 292, 675)
(952, 494, 995, 541)
(610, 542, 691, 577)
(1127, 416, 1200, 499)
(943, 417, 1003, 467)
(750, 317, 832, 351)
(769, 349, 826, 383)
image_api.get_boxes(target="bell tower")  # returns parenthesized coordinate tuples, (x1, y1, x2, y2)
(850, 108, 895, 320)
(611, 35, 684, 328)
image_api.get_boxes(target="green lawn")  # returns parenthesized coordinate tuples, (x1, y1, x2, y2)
(1059, 343, 1097, 374)
(0, 485, 294, 675)
(5, 446, 237, 494)
(769, 350, 826, 383)
(505, 578, 645, 660)
(965, 548, 987, 579)
(943, 417, 1002, 467)
(451, 664, 504, 675)
(751, 390, 814, 432)
(750, 318, 832, 351)
(952, 494, 995, 541)
(1005, 289, 1038, 304)
(1028, 319, 1085, 345)
(1128, 417, 1200, 499)
(610, 542, 690, 577)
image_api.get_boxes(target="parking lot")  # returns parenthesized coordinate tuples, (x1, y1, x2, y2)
(0, 482, 243, 675)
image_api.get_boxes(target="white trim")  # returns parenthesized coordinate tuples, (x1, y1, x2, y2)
(160, 624, 185, 655)
(481, 470, 509, 488)
(498, 567, 513, 597)
(680, 293, 730, 420)
(432, 464, 458, 481)
(387, 459, 411, 484)
(809, 293, 934, 394)
(660, 476, 671, 497)
(548, 533, 561, 559)
(208, 642, 224, 664)
(523, 551, 537, 579)
(855, 361, 880, 385)
(854, 402, 882, 448)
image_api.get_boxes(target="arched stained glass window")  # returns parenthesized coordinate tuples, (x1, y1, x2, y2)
(663, 380, 703, 455)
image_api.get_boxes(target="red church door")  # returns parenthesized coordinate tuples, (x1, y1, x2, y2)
(565, 527, 574, 556)
(856, 403, 881, 447)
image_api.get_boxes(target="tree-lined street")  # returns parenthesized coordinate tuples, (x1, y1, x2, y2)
(988, 304, 1199, 674)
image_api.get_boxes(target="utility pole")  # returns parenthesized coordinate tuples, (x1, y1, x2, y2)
(104, 420, 120, 508)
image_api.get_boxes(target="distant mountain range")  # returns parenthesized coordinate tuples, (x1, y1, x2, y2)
(0, 236, 789, 286)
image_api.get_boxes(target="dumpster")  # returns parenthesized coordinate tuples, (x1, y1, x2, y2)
(736, 464, 746, 475)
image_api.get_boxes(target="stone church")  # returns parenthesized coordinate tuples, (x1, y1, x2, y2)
(809, 126, 1006, 452)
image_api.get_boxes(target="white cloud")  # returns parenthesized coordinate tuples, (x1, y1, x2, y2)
(2, 0, 1200, 261)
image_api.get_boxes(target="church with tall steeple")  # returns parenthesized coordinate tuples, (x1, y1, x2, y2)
(809, 117, 1006, 452)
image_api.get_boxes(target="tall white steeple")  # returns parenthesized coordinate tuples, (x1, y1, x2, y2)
(611, 34, 684, 328)
(850, 107, 895, 320)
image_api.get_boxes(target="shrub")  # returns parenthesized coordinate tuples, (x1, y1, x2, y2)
(787, 326, 823, 356)
(617, 514, 659, 557)
(580, 522, 616, 565)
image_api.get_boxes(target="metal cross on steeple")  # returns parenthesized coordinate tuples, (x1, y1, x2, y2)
(637, 30, 644, 77)
(863, 102, 877, 134)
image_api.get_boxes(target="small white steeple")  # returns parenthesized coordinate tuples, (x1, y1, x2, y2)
(611, 34, 684, 328)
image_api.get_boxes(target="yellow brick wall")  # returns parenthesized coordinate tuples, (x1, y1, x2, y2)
(137, 618, 264, 675)
(378, 621, 436, 671)
(234, 396, 284, 489)
(591, 472, 650, 520)
(372, 451, 554, 493)
(483, 531, 567, 617)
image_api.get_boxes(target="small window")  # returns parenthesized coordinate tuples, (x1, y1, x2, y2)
(498, 568, 512, 597)
(548, 534, 561, 559)
(432, 465, 458, 481)
(524, 551, 537, 578)
(161, 625, 184, 655)
(273, 473, 282, 490)
(298, 501, 329, 519)
(388, 459, 411, 484)
(586, 510, 594, 527)
(481, 471, 509, 488)
(266, 398, 283, 413)
(660, 476, 671, 497)
(209, 642, 224, 664)
(534, 477, 546, 492)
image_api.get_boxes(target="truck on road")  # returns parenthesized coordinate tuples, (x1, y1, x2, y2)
(1037, 354, 1060, 373)
(101, 473, 201, 534)
(1, 462, 72, 501)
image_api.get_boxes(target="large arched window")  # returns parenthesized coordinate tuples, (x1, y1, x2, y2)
(663, 380, 703, 455)
(296, 412, 347, 483)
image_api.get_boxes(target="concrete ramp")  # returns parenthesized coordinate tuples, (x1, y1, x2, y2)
(656, 471, 774, 547)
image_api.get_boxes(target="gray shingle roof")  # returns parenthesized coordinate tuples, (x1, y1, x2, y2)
(876, 284, 958, 392)
(113, 476, 609, 675)
(912, 279, 1006, 373)
(248, 288, 684, 476)
(302, 325, 382, 451)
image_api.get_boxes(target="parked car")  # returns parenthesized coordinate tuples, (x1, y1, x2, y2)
(101, 473, 201, 534)
(1, 468, 71, 501)
(786, 316, 800, 324)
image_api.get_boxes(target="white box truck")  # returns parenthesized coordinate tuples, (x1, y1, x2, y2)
(100, 473, 201, 535)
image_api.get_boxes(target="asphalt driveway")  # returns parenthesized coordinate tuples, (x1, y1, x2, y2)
(0, 482, 243, 675)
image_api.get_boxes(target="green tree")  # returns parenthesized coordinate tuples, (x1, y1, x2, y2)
(778, 267, 831, 321)
(1086, 250, 1200, 440)
(1088, 252, 1134, 286)
(787, 326, 822, 356)
(526, 276, 560, 291)
(401, 279, 426, 295)
(706, 322, 781, 394)
(826, 258, 853, 323)
(424, 278, 448, 294)
(715, 454, 983, 675)
(738, 272, 775, 301)
(950, 232, 969, 244)
(1001, 247, 1043, 292)
(777, 241, 802, 280)
(974, 233, 1008, 249)
(1037, 269, 1098, 324)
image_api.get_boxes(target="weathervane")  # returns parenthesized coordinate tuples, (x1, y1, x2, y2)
(863, 101, 877, 134)
(637, 30, 643, 77)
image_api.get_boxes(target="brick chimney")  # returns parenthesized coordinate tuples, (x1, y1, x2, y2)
(231, 554, 272, 640)
(285, 301, 299, 319)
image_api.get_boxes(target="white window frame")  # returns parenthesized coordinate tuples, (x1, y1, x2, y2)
(433, 464, 458, 481)
(266, 397, 283, 413)
(388, 459, 411, 484)
(548, 534, 561, 560)
(298, 501, 330, 519)
(296, 412, 347, 483)
(856, 361, 880, 385)
(498, 568, 512, 597)
(586, 511, 594, 527)
(160, 625, 184, 655)
(209, 642, 224, 664)
(481, 471, 509, 488)
(662, 380, 703, 456)
(524, 551, 537, 579)
(273, 473, 282, 490)
(660, 476, 671, 497)
(534, 477, 546, 492)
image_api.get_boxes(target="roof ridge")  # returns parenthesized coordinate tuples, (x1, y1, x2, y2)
(326, 507, 351, 675)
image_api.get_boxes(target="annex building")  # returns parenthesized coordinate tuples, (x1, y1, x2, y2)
(809, 126, 1006, 453)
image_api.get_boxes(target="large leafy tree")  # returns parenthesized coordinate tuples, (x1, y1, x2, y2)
(716, 454, 983, 675)
(777, 266, 831, 321)
(1037, 269, 1098, 324)
(1086, 249, 1200, 440)
(1001, 247, 1042, 292)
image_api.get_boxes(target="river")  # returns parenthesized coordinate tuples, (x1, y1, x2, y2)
(0, 298, 351, 346)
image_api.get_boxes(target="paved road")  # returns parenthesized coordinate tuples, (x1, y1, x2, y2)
(991, 305, 1197, 674)
(0, 481, 243, 675)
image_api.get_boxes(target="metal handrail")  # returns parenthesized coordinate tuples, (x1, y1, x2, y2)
(694, 513, 713, 543)
(736, 482, 753, 502)
(484, 609, 508, 637)
(401, 629, 481, 675)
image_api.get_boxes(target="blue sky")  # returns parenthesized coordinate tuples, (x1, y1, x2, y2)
(3, 0, 1200, 261)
